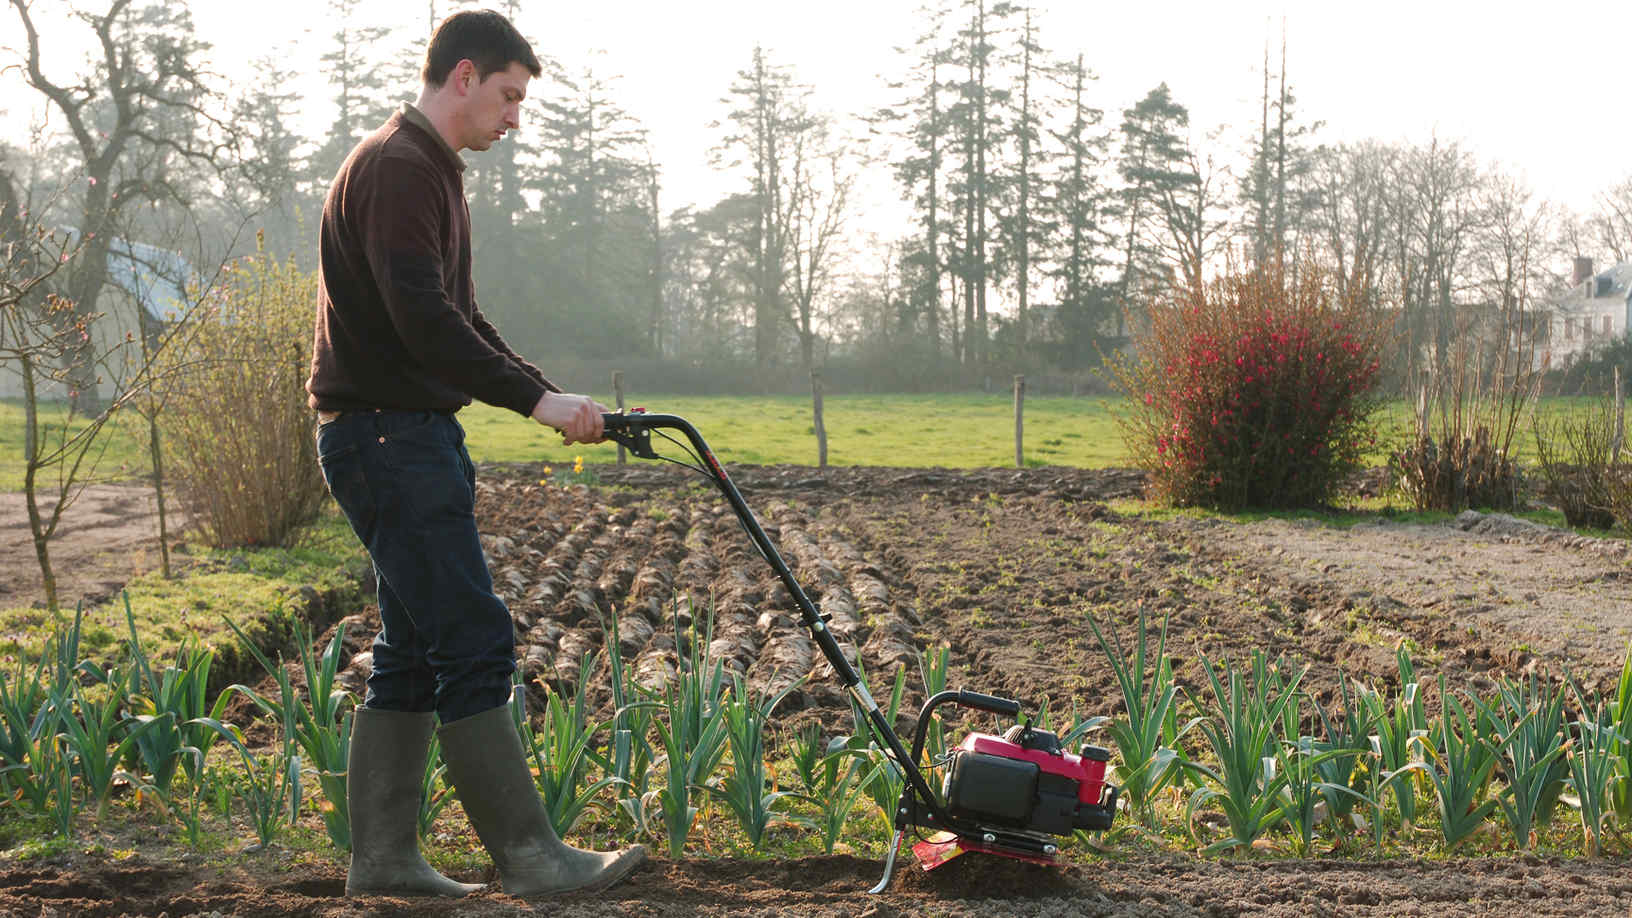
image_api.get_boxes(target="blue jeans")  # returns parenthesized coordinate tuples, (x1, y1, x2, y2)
(316, 409, 515, 723)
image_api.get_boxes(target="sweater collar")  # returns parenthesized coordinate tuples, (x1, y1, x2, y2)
(398, 102, 466, 174)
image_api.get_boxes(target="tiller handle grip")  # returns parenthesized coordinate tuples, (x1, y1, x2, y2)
(952, 690, 1022, 718)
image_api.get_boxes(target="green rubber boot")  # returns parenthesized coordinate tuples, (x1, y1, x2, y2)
(345, 708, 483, 897)
(438, 704, 648, 896)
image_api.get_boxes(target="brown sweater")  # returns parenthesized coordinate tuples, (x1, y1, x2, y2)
(307, 106, 555, 417)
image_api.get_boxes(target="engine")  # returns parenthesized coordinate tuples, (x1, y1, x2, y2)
(940, 725, 1117, 835)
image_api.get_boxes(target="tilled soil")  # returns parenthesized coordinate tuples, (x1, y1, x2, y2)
(3, 462, 1631, 915)
(2, 850, 1630, 916)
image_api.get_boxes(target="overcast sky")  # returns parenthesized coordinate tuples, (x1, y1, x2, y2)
(4, 0, 1629, 231)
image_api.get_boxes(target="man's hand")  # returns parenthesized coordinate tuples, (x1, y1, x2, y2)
(531, 391, 608, 445)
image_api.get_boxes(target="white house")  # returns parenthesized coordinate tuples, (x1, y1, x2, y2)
(0, 235, 193, 403)
(1542, 257, 1632, 366)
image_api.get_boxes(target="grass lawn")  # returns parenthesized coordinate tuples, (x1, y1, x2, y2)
(460, 393, 1131, 469)
(6, 392, 1616, 489)
(0, 394, 1132, 487)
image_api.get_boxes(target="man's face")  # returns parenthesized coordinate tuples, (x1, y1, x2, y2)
(458, 60, 530, 152)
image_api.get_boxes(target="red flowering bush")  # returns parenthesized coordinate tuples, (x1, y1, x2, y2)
(1109, 267, 1388, 509)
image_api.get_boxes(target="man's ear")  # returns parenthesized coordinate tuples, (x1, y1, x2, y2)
(454, 59, 477, 94)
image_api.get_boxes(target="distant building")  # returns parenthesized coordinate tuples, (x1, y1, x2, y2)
(1540, 257, 1632, 366)
(0, 234, 193, 402)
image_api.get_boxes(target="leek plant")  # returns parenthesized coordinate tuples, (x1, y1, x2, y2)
(1180, 652, 1305, 852)
(0, 655, 63, 818)
(222, 616, 355, 850)
(816, 741, 881, 855)
(1272, 690, 1370, 857)
(1609, 645, 1632, 827)
(1567, 675, 1625, 857)
(1475, 674, 1569, 849)
(788, 721, 824, 795)
(121, 594, 229, 795)
(417, 728, 455, 841)
(1312, 674, 1371, 833)
(588, 610, 659, 837)
(0, 605, 88, 823)
(1357, 666, 1428, 832)
(1088, 608, 1200, 828)
(652, 606, 730, 857)
(514, 665, 621, 838)
(843, 660, 907, 824)
(711, 675, 807, 848)
(1354, 737, 1415, 852)
(58, 664, 164, 821)
(1407, 678, 1500, 851)
(188, 707, 301, 850)
(916, 644, 950, 765)
(1275, 733, 1329, 856)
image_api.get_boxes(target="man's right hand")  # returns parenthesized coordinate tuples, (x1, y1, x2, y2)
(531, 391, 607, 445)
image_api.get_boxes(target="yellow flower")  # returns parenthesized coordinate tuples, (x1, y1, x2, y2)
(541, 466, 553, 480)
(573, 456, 584, 475)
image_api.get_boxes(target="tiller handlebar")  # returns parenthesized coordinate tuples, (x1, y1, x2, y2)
(599, 410, 1117, 892)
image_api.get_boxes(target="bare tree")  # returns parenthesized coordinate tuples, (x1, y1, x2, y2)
(1308, 142, 1394, 309)
(1153, 130, 1229, 299)
(8, 0, 236, 413)
(1, 201, 112, 614)
(784, 122, 855, 372)
(1590, 174, 1632, 265)
(716, 46, 816, 375)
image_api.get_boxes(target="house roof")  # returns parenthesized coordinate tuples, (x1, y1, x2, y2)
(1553, 260, 1632, 313)
(1598, 262, 1632, 300)
(58, 229, 194, 323)
(104, 237, 193, 322)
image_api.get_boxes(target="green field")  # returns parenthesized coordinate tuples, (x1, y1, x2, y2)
(2, 393, 1616, 490)
(0, 394, 1129, 489)
(460, 393, 1129, 469)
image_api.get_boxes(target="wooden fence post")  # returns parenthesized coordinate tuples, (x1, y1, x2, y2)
(812, 369, 828, 470)
(1615, 365, 1625, 465)
(612, 370, 626, 465)
(1416, 381, 1430, 443)
(1013, 374, 1025, 468)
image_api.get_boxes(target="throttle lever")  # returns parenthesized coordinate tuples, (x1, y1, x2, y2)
(601, 412, 659, 459)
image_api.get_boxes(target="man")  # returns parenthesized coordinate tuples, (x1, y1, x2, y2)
(306, 9, 645, 898)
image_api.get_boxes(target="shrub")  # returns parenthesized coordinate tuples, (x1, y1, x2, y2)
(1390, 295, 1546, 513)
(1108, 265, 1386, 509)
(1531, 396, 1621, 529)
(163, 236, 326, 548)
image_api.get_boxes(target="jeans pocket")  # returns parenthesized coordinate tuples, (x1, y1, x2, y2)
(315, 420, 361, 465)
(319, 443, 370, 508)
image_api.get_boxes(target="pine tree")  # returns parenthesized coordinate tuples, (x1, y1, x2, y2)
(881, 3, 955, 356)
(945, 0, 1017, 368)
(716, 46, 814, 373)
(1116, 84, 1193, 332)
(1048, 52, 1112, 367)
(310, 0, 404, 188)
(1239, 30, 1321, 275)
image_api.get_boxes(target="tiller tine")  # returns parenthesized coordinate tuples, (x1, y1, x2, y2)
(911, 831, 1061, 872)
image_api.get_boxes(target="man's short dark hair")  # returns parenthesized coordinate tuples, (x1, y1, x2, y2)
(422, 9, 542, 87)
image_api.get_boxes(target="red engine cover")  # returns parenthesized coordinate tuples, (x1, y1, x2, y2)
(959, 733, 1108, 806)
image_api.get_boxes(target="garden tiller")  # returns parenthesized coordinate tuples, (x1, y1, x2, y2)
(600, 410, 1119, 892)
